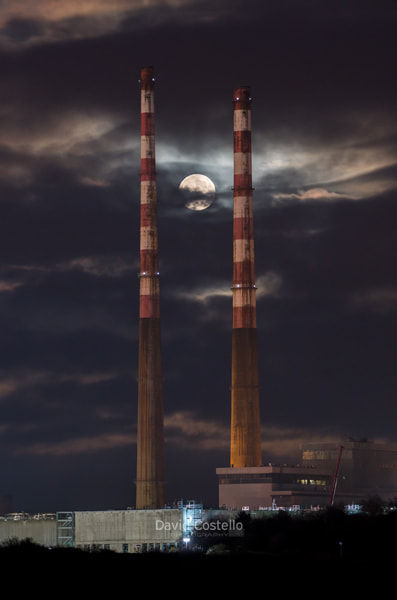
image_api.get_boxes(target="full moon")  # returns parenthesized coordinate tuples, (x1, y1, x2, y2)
(179, 174, 216, 211)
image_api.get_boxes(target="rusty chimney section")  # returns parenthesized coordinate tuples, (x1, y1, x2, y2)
(230, 85, 262, 468)
(136, 66, 166, 509)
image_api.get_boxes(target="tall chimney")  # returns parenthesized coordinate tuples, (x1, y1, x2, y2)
(136, 66, 166, 509)
(230, 85, 262, 468)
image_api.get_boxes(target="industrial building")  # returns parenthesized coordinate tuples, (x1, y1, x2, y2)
(302, 439, 397, 504)
(216, 439, 397, 510)
(1, 510, 184, 552)
(217, 464, 332, 510)
(68, 508, 184, 552)
(0, 503, 229, 553)
(0, 513, 58, 547)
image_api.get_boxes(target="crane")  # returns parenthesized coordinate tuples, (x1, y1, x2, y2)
(329, 445, 344, 507)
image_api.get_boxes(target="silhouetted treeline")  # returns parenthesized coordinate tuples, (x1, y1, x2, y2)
(191, 507, 397, 562)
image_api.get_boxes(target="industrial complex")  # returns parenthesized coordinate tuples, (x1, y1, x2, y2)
(1, 67, 397, 553)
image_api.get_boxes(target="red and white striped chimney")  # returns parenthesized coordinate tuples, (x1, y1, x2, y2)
(136, 66, 166, 509)
(230, 85, 262, 468)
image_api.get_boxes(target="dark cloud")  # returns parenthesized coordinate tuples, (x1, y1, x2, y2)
(2, 17, 44, 44)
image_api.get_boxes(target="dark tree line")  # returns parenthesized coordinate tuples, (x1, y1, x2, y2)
(190, 506, 397, 562)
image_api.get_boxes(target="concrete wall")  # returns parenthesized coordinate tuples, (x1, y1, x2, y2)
(0, 517, 57, 547)
(219, 483, 273, 510)
(74, 509, 184, 553)
(0, 509, 187, 553)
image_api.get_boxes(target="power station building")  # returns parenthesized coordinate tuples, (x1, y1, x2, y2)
(217, 439, 397, 510)
(217, 465, 332, 510)
(302, 439, 397, 504)
(0, 503, 233, 553)
(0, 509, 185, 553)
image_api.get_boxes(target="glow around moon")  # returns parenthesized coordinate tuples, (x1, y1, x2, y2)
(179, 174, 216, 211)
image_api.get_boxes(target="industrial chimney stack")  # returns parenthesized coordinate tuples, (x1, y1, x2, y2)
(230, 85, 262, 468)
(136, 66, 166, 509)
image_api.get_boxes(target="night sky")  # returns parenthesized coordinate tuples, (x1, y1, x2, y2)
(0, 1, 396, 513)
